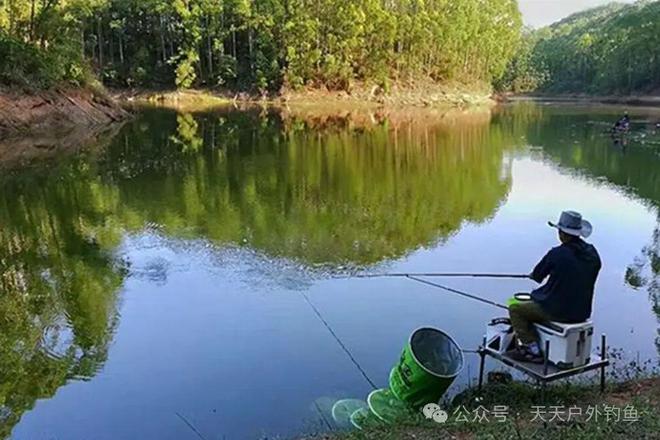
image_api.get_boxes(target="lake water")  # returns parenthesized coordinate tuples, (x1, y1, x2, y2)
(1, 102, 660, 440)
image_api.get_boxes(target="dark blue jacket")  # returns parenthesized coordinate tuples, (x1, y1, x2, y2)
(531, 239, 602, 323)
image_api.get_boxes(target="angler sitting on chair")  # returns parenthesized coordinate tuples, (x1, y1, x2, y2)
(509, 211, 602, 363)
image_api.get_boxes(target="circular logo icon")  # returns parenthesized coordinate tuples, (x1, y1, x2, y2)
(422, 403, 447, 423)
(432, 409, 448, 424)
(422, 403, 441, 419)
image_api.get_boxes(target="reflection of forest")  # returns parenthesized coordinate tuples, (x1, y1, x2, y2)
(0, 107, 516, 437)
(498, 103, 660, 355)
(0, 172, 124, 438)
(100, 108, 515, 265)
(512, 106, 660, 205)
(626, 219, 660, 354)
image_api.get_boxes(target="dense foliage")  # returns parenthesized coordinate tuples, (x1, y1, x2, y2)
(501, 1, 660, 94)
(0, 0, 93, 87)
(0, 0, 522, 91)
(494, 28, 547, 93)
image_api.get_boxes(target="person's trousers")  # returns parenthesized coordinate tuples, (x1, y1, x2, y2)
(508, 301, 554, 344)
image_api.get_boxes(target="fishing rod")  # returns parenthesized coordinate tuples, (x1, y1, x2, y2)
(352, 272, 531, 280)
(300, 273, 513, 390)
(406, 275, 509, 310)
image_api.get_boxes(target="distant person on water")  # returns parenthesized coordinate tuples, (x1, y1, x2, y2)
(613, 112, 630, 133)
(509, 211, 602, 363)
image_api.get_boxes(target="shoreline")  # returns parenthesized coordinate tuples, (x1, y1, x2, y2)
(0, 86, 129, 137)
(116, 81, 495, 113)
(2, 86, 660, 159)
(305, 376, 660, 439)
(0, 83, 496, 166)
(4, 85, 660, 139)
(0, 86, 130, 168)
(509, 94, 660, 108)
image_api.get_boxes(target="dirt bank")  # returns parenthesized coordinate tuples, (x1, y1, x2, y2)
(0, 87, 128, 169)
(118, 80, 495, 112)
(0, 87, 128, 137)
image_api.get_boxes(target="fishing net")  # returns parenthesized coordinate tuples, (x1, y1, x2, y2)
(349, 407, 381, 430)
(367, 388, 413, 423)
(410, 328, 463, 377)
(331, 399, 368, 429)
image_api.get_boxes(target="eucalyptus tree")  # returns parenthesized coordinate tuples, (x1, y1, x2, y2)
(2, 0, 524, 92)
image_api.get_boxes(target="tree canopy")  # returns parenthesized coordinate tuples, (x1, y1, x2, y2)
(0, 0, 522, 91)
(500, 0, 660, 94)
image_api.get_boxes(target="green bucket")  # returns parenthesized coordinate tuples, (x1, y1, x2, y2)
(389, 327, 464, 409)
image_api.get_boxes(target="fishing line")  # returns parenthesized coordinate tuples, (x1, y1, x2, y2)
(406, 275, 508, 310)
(300, 273, 511, 390)
(175, 412, 208, 440)
(301, 292, 378, 390)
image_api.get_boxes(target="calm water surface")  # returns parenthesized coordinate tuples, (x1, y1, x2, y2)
(1, 103, 660, 439)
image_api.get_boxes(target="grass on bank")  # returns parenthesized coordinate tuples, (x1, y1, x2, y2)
(316, 374, 660, 440)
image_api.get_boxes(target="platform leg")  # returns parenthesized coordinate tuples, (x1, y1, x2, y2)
(543, 340, 550, 376)
(478, 352, 485, 391)
(541, 340, 550, 405)
(478, 337, 486, 392)
(600, 334, 607, 393)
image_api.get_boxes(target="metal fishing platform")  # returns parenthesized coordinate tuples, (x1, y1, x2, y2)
(476, 334, 610, 397)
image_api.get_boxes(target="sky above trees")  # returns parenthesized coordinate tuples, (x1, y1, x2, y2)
(519, 0, 636, 27)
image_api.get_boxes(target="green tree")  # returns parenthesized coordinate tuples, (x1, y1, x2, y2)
(502, 0, 660, 95)
(2, 0, 524, 93)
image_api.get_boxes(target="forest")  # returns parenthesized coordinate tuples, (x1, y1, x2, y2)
(500, 0, 660, 95)
(0, 0, 522, 92)
(3, 1, 659, 96)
